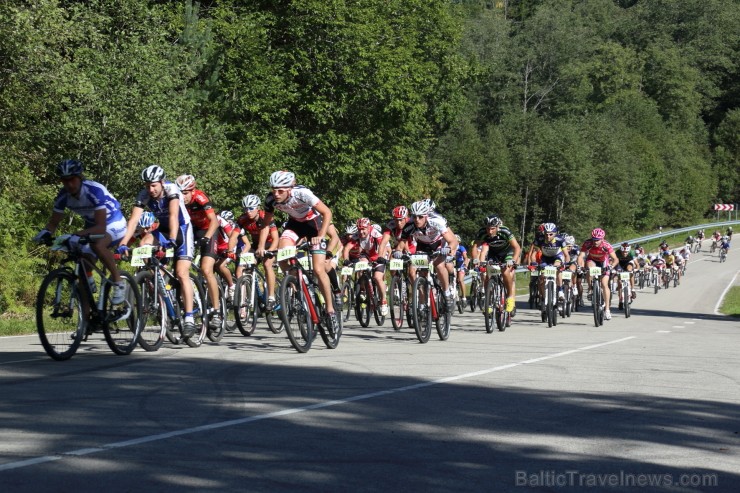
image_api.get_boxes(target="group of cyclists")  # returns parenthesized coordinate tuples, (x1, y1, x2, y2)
(34, 159, 734, 348)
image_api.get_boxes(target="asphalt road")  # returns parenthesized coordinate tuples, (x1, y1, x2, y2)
(1, 248, 738, 492)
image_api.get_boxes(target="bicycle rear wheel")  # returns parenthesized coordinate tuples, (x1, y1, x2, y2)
(411, 276, 431, 343)
(280, 274, 314, 353)
(389, 275, 404, 330)
(135, 270, 166, 351)
(318, 300, 342, 349)
(206, 279, 226, 343)
(102, 271, 142, 355)
(36, 269, 86, 361)
(494, 282, 506, 331)
(468, 279, 479, 312)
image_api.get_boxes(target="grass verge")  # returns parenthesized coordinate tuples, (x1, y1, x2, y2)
(718, 286, 740, 318)
(0, 313, 36, 337)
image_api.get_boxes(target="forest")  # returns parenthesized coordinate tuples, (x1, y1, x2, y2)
(0, 0, 738, 315)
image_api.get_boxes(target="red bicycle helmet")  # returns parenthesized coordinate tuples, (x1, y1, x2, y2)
(591, 228, 606, 240)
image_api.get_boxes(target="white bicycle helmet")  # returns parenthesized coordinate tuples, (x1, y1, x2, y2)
(345, 224, 358, 235)
(410, 200, 433, 216)
(141, 165, 166, 182)
(175, 174, 196, 191)
(138, 211, 156, 228)
(242, 194, 261, 209)
(269, 170, 295, 188)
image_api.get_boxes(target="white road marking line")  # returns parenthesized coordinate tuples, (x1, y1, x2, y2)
(713, 269, 740, 315)
(657, 330, 671, 333)
(672, 326, 685, 329)
(0, 336, 636, 472)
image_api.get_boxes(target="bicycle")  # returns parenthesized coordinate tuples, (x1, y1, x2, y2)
(340, 264, 356, 323)
(588, 266, 605, 327)
(719, 247, 727, 263)
(482, 261, 509, 333)
(353, 259, 385, 328)
(131, 245, 207, 349)
(36, 234, 142, 360)
(388, 256, 414, 330)
(615, 270, 632, 318)
(233, 251, 283, 336)
(539, 265, 558, 328)
(528, 268, 541, 310)
(467, 265, 483, 312)
(277, 243, 342, 353)
(409, 253, 451, 343)
(560, 268, 575, 317)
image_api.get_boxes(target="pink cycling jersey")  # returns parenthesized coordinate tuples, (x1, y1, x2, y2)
(580, 239, 614, 263)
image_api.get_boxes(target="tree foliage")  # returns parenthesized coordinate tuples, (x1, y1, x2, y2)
(0, 0, 738, 315)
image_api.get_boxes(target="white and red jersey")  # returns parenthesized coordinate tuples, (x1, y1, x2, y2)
(264, 186, 320, 222)
(383, 219, 417, 254)
(579, 239, 614, 263)
(214, 216, 236, 253)
(346, 225, 384, 261)
(400, 213, 448, 246)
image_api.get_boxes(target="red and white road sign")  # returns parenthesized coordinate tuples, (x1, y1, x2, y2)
(714, 204, 735, 211)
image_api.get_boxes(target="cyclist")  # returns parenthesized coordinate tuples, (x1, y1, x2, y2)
(662, 249, 680, 285)
(476, 215, 522, 313)
(563, 234, 582, 303)
(342, 217, 389, 316)
(528, 223, 569, 311)
(380, 205, 418, 282)
(33, 159, 128, 305)
(576, 228, 619, 321)
(118, 165, 197, 339)
(236, 194, 280, 309)
(453, 234, 468, 306)
(720, 235, 731, 254)
(615, 242, 639, 307)
(659, 240, 670, 256)
(174, 174, 225, 329)
(257, 170, 339, 331)
(395, 200, 459, 310)
(213, 210, 241, 304)
(727, 227, 733, 240)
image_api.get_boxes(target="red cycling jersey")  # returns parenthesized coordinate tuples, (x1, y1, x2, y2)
(580, 239, 614, 263)
(235, 210, 277, 248)
(185, 189, 215, 231)
(346, 227, 383, 261)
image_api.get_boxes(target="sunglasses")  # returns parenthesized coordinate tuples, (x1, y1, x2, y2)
(244, 207, 258, 212)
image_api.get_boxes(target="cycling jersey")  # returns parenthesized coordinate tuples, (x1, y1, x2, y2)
(264, 185, 320, 222)
(475, 226, 516, 255)
(534, 235, 567, 260)
(400, 212, 448, 246)
(236, 210, 277, 248)
(346, 226, 384, 261)
(455, 245, 467, 270)
(134, 182, 190, 235)
(184, 189, 215, 231)
(383, 219, 417, 254)
(52, 179, 127, 248)
(580, 239, 614, 263)
(214, 216, 236, 254)
(616, 249, 637, 269)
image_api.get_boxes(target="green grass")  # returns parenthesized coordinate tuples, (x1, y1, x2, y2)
(0, 312, 37, 337)
(719, 286, 740, 318)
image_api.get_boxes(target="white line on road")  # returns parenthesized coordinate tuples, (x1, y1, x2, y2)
(0, 336, 636, 472)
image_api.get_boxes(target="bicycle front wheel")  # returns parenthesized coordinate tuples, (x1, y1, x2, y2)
(135, 270, 166, 351)
(355, 277, 371, 328)
(434, 287, 451, 341)
(280, 274, 314, 353)
(233, 274, 256, 336)
(389, 275, 404, 330)
(483, 278, 495, 334)
(184, 275, 208, 348)
(411, 276, 431, 343)
(102, 271, 142, 355)
(36, 269, 86, 361)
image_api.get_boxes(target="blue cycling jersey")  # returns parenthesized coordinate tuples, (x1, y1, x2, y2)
(53, 179, 125, 228)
